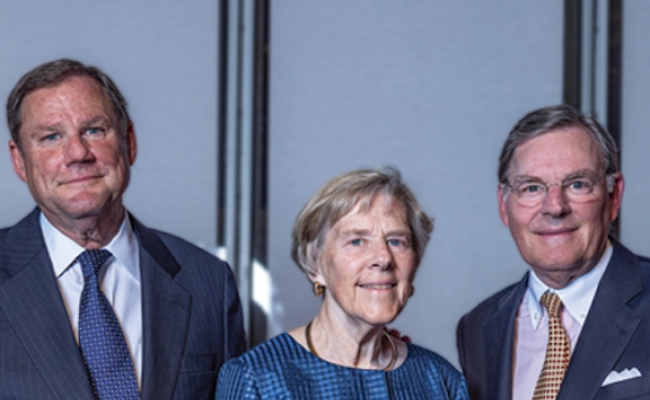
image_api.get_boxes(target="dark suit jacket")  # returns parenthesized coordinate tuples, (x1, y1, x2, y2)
(0, 209, 246, 399)
(457, 241, 650, 400)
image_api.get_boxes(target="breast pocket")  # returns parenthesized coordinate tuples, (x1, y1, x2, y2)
(595, 376, 650, 400)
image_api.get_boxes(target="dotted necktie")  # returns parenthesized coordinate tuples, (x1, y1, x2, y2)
(77, 249, 140, 400)
(532, 292, 571, 400)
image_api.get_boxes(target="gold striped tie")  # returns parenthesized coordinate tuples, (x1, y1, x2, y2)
(532, 292, 571, 400)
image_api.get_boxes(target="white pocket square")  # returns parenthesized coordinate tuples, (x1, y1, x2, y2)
(601, 368, 642, 387)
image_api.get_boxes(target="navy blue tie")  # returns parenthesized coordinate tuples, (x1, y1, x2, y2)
(77, 249, 140, 400)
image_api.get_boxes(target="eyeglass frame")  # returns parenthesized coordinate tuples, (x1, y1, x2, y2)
(501, 171, 618, 206)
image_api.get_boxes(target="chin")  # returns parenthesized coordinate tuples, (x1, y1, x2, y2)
(59, 201, 113, 219)
(360, 308, 403, 326)
(529, 255, 587, 274)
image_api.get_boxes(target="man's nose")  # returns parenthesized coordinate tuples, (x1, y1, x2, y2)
(541, 184, 571, 217)
(64, 135, 93, 162)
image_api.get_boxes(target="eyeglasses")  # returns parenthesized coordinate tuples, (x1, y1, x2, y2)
(505, 174, 607, 206)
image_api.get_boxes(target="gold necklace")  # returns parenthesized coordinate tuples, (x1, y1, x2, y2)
(305, 320, 397, 371)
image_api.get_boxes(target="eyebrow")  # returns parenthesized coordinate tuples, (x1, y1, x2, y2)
(384, 229, 412, 237)
(339, 229, 371, 237)
(79, 115, 113, 130)
(31, 115, 113, 133)
(511, 169, 600, 183)
(338, 228, 411, 237)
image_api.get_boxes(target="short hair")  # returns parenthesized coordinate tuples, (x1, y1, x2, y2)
(498, 105, 620, 187)
(6, 59, 131, 152)
(291, 167, 434, 276)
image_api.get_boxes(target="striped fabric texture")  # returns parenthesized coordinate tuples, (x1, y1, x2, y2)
(216, 333, 469, 399)
(533, 292, 571, 400)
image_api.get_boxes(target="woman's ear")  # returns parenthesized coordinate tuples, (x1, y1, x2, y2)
(308, 271, 326, 296)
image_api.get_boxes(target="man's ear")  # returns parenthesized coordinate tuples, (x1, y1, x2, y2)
(126, 122, 137, 165)
(498, 184, 511, 228)
(9, 140, 28, 183)
(608, 173, 625, 222)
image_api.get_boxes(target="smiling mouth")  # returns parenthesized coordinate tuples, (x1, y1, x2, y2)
(62, 176, 102, 185)
(536, 227, 578, 236)
(358, 284, 397, 290)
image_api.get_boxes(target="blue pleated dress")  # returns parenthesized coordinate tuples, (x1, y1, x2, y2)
(216, 333, 468, 399)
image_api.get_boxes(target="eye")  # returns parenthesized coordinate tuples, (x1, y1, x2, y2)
(42, 133, 61, 142)
(518, 183, 545, 196)
(387, 238, 404, 247)
(86, 127, 103, 135)
(350, 238, 363, 246)
(566, 178, 594, 194)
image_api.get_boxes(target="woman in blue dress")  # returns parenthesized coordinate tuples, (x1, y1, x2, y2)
(217, 167, 468, 399)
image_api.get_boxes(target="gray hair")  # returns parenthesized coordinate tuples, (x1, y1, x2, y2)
(6, 59, 131, 152)
(498, 105, 619, 190)
(291, 167, 433, 275)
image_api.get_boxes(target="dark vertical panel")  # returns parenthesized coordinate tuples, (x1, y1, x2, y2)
(608, 0, 622, 237)
(217, 0, 229, 248)
(563, 0, 582, 108)
(607, 0, 622, 147)
(250, 0, 270, 346)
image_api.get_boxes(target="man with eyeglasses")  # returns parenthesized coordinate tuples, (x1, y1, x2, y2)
(456, 105, 650, 400)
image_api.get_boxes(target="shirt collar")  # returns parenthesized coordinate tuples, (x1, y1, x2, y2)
(40, 210, 140, 281)
(525, 240, 613, 330)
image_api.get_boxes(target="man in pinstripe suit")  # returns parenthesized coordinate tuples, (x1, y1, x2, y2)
(0, 59, 246, 399)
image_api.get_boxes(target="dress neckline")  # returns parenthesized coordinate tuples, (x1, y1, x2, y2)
(283, 332, 411, 373)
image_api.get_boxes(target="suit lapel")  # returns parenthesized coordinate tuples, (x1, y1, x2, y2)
(133, 217, 192, 400)
(483, 275, 528, 400)
(0, 209, 94, 399)
(559, 242, 643, 400)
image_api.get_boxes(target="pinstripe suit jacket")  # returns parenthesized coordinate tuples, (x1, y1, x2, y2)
(0, 208, 246, 399)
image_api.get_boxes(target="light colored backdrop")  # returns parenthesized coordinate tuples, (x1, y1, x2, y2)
(267, 1, 564, 366)
(1, 1, 648, 368)
(620, 1, 650, 256)
(0, 0, 220, 248)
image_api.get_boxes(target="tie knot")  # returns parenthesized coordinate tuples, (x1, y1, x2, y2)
(540, 291, 563, 318)
(77, 249, 112, 279)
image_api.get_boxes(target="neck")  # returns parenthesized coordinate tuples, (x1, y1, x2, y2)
(309, 300, 393, 370)
(42, 205, 125, 250)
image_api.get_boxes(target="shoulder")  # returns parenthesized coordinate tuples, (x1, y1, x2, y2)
(130, 214, 233, 277)
(226, 333, 304, 370)
(637, 253, 650, 282)
(403, 344, 469, 399)
(0, 208, 40, 244)
(458, 277, 525, 330)
(217, 334, 303, 398)
(609, 240, 650, 285)
(156, 230, 227, 267)
(406, 344, 463, 379)
(0, 209, 42, 280)
(634, 250, 650, 271)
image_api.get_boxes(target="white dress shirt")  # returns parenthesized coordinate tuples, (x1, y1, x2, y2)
(40, 211, 143, 387)
(513, 241, 613, 400)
